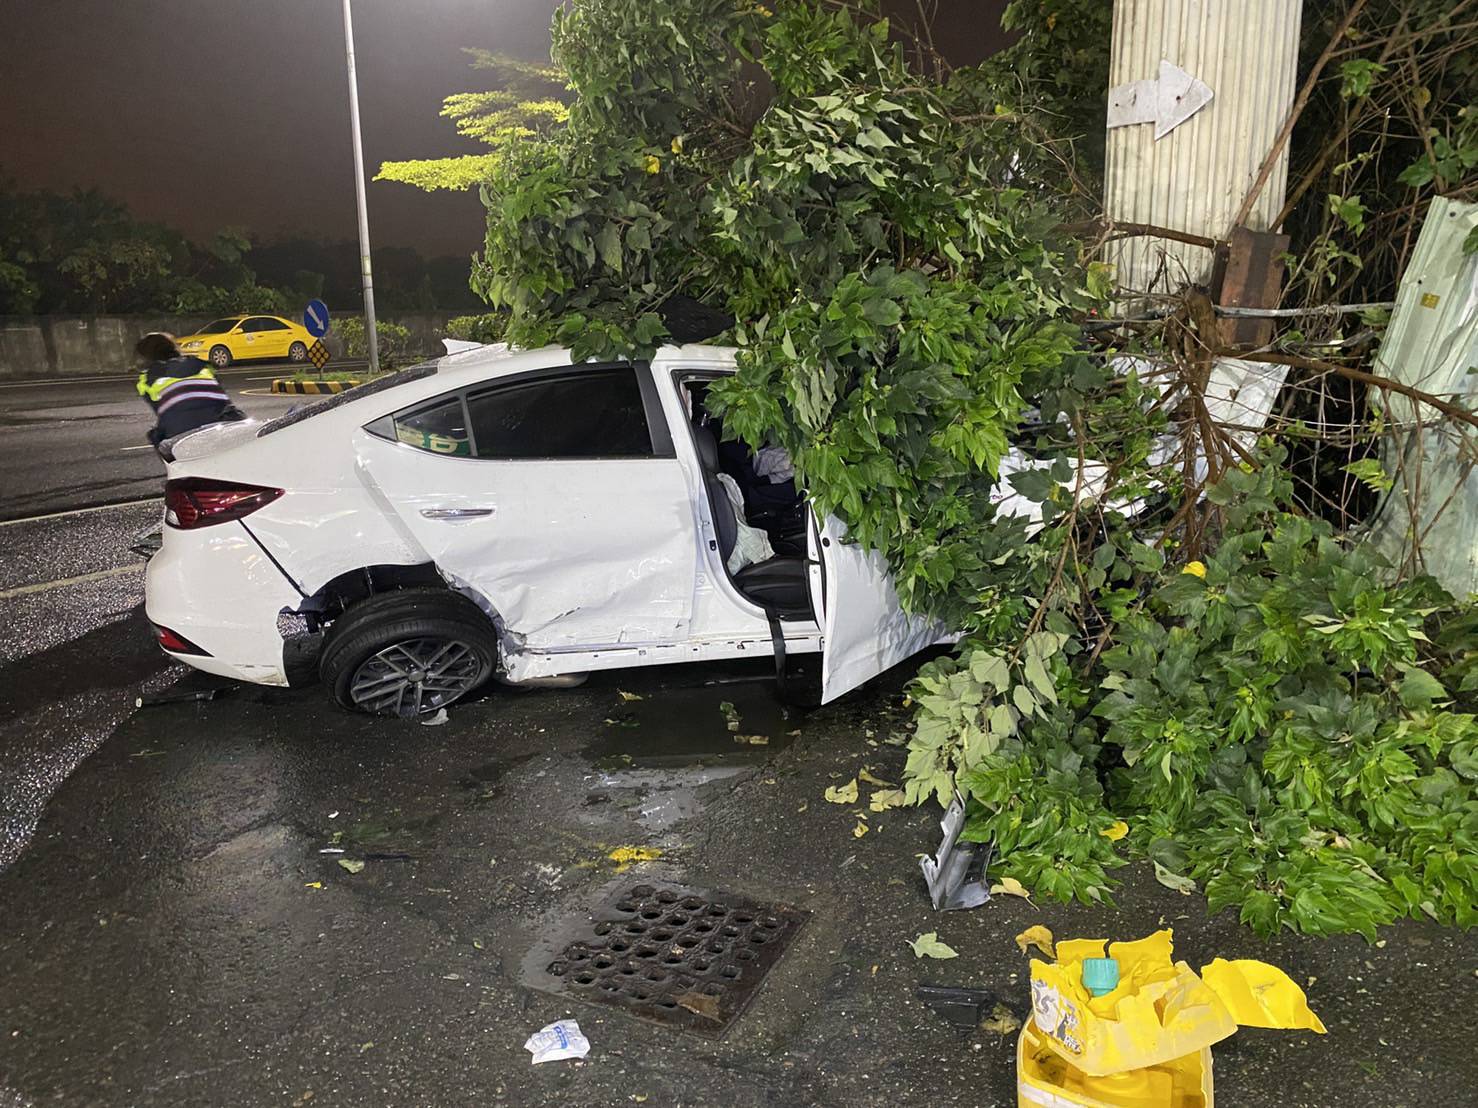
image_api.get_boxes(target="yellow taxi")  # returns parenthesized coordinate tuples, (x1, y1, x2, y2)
(176, 315, 316, 368)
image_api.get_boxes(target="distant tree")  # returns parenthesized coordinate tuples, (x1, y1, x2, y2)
(375, 49, 570, 192)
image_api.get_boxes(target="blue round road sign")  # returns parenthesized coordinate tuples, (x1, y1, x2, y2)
(303, 299, 330, 338)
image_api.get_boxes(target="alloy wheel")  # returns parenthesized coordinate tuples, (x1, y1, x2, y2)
(348, 636, 483, 717)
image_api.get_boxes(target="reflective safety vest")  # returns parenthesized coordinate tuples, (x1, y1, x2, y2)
(137, 361, 230, 415)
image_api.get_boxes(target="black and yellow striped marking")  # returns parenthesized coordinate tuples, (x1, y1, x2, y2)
(270, 378, 362, 395)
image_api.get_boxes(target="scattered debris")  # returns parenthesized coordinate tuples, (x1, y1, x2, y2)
(990, 876, 1031, 900)
(358, 1042, 374, 1053)
(858, 767, 894, 787)
(917, 983, 994, 1028)
(607, 845, 663, 872)
(318, 847, 345, 855)
(981, 1002, 1022, 1036)
(420, 708, 449, 727)
(674, 991, 722, 1021)
(733, 733, 770, 745)
(337, 858, 365, 874)
(618, 689, 644, 702)
(304, 882, 322, 890)
(852, 820, 869, 839)
(908, 932, 959, 959)
(720, 701, 742, 731)
(824, 778, 859, 804)
(135, 686, 235, 709)
(919, 791, 990, 911)
(603, 717, 639, 728)
(1015, 925, 1056, 959)
(524, 1019, 591, 1064)
(869, 788, 906, 812)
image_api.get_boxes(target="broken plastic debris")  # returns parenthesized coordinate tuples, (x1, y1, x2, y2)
(420, 708, 449, 727)
(919, 791, 991, 911)
(524, 1019, 590, 1064)
(917, 983, 993, 1028)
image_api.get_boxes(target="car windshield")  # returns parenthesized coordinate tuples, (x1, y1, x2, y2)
(197, 318, 239, 334)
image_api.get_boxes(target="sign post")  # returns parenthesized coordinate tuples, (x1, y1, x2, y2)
(303, 299, 332, 375)
(341, 0, 379, 374)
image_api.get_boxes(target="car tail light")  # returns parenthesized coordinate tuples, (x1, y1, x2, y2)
(165, 478, 283, 529)
(152, 624, 211, 656)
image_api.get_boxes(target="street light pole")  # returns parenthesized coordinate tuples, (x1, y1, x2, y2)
(341, 0, 379, 374)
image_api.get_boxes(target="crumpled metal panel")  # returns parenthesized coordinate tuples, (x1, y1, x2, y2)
(1104, 0, 1302, 295)
(1371, 197, 1478, 594)
(814, 513, 948, 704)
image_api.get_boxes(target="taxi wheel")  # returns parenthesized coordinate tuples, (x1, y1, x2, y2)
(321, 588, 498, 718)
(288, 341, 308, 362)
(209, 345, 231, 368)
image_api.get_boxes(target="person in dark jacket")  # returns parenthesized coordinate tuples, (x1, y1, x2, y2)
(135, 332, 244, 450)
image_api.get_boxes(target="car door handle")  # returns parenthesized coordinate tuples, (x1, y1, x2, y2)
(420, 507, 494, 520)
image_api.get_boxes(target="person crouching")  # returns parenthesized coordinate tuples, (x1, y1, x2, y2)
(135, 332, 244, 452)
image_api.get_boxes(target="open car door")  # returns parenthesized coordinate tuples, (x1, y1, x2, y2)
(808, 513, 947, 704)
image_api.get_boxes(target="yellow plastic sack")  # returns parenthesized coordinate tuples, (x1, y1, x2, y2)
(1030, 930, 1237, 1076)
(1200, 959, 1327, 1033)
(1017, 1019, 1213, 1108)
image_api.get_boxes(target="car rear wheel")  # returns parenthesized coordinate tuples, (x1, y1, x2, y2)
(288, 341, 308, 362)
(209, 345, 231, 368)
(320, 588, 498, 717)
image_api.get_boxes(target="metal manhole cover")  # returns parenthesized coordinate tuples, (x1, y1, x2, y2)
(527, 882, 809, 1037)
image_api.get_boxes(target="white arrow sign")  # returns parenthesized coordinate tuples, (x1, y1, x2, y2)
(1107, 60, 1214, 140)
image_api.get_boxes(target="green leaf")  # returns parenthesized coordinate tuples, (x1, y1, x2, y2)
(908, 931, 959, 959)
(1153, 861, 1196, 895)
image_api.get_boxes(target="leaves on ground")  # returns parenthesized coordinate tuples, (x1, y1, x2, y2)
(675, 990, 722, 1021)
(1153, 862, 1197, 895)
(858, 767, 895, 787)
(990, 876, 1032, 899)
(824, 778, 859, 804)
(336, 859, 365, 874)
(981, 1003, 1022, 1035)
(733, 734, 770, 745)
(1015, 925, 1055, 959)
(908, 932, 958, 959)
(869, 788, 907, 812)
(852, 820, 869, 838)
(617, 690, 644, 702)
(719, 701, 741, 732)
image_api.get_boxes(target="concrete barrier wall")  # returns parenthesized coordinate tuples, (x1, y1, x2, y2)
(0, 312, 456, 381)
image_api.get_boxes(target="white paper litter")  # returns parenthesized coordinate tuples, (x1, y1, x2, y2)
(524, 1019, 590, 1064)
(420, 708, 449, 727)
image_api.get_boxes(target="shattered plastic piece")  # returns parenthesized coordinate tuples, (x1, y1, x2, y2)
(420, 708, 449, 727)
(1200, 959, 1327, 1033)
(524, 1019, 591, 1064)
(919, 791, 991, 911)
(917, 984, 994, 1028)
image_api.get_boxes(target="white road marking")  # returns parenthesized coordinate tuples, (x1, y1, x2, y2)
(120, 444, 156, 452)
(0, 564, 144, 599)
(0, 497, 161, 528)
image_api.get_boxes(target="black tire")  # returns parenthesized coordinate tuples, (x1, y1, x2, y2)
(209, 344, 231, 368)
(319, 588, 498, 717)
(288, 341, 308, 362)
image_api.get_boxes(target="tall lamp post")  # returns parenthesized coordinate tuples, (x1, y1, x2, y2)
(341, 0, 379, 373)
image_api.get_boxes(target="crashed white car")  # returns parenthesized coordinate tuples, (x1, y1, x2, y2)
(144, 344, 948, 716)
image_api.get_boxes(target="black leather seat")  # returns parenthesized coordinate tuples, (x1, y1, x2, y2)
(690, 424, 812, 620)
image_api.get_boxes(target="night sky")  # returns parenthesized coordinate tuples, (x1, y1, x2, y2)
(0, 0, 1009, 258)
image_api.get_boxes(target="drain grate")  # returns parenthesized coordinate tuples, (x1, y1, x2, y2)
(532, 882, 809, 1037)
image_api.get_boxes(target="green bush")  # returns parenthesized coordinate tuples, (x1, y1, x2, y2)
(445, 313, 508, 345)
(338, 317, 414, 369)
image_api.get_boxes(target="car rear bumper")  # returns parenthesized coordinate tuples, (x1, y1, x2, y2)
(144, 522, 301, 686)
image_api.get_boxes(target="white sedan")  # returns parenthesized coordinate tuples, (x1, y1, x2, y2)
(144, 344, 945, 716)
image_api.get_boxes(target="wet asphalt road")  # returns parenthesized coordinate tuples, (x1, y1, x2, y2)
(1, 376, 1476, 1105)
(0, 365, 306, 520)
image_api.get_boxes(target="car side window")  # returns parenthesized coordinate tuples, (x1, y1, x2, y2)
(239, 318, 265, 333)
(389, 395, 471, 457)
(466, 367, 653, 459)
(256, 318, 289, 331)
